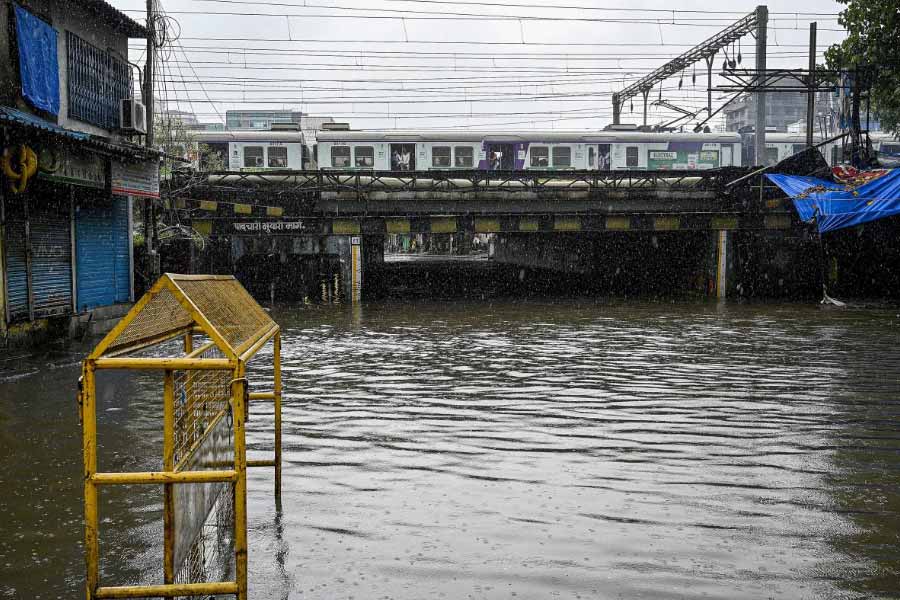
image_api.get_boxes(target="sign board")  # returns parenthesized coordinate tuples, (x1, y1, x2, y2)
(648, 149, 719, 170)
(38, 148, 105, 188)
(233, 220, 304, 234)
(350, 236, 360, 245)
(172, 411, 233, 572)
(111, 159, 160, 198)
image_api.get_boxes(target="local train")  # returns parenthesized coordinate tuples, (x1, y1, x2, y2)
(185, 128, 900, 172)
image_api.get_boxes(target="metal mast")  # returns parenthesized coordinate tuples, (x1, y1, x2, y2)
(611, 6, 766, 127)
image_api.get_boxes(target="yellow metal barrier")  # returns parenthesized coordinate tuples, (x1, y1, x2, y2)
(80, 274, 282, 600)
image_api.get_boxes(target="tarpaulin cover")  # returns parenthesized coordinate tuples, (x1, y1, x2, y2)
(14, 5, 59, 116)
(767, 170, 900, 233)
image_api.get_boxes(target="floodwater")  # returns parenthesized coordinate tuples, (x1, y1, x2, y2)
(2, 299, 900, 599)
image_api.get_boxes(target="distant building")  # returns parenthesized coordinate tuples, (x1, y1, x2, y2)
(225, 109, 335, 138)
(724, 86, 834, 133)
(157, 109, 199, 127)
(0, 0, 162, 343)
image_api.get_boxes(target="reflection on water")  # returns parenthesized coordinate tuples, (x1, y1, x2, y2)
(1, 299, 900, 599)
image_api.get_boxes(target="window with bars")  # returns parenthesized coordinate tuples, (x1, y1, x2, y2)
(66, 31, 132, 130)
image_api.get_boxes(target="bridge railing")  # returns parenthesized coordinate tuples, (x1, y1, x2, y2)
(172, 167, 751, 195)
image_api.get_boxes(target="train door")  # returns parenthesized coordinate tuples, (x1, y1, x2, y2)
(389, 143, 416, 171)
(597, 144, 611, 170)
(486, 143, 514, 170)
(721, 145, 732, 167)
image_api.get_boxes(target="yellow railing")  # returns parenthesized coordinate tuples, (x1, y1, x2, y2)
(80, 274, 282, 599)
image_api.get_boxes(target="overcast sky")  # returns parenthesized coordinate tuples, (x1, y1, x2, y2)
(113, 0, 848, 131)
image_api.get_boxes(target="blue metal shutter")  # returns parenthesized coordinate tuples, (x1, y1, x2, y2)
(4, 199, 29, 321)
(30, 199, 72, 317)
(111, 198, 130, 304)
(75, 198, 130, 311)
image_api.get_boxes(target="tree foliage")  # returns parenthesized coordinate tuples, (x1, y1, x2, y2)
(826, 0, 900, 135)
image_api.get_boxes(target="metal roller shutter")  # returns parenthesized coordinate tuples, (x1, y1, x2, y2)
(29, 198, 72, 318)
(4, 198, 29, 322)
(75, 197, 131, 311)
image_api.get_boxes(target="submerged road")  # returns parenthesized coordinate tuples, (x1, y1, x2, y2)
(2, 299, 900, 598)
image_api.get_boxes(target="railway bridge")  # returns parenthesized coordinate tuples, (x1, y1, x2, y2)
(163, 167, 819, 301)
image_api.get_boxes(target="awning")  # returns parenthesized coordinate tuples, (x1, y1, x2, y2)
(766, 169, 900, 233)
(0, 106, 162, 162)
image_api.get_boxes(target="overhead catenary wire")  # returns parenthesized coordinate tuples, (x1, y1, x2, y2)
(122, 6, 843, 27)
(135, 0, 846, 134)
(183, 0, 838, 17)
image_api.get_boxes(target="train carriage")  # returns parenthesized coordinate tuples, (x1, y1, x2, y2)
(187, 129, 310, 171)
(315, 130, 743, 171)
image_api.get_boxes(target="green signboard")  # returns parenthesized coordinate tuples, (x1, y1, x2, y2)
(648, 149, 720, 170)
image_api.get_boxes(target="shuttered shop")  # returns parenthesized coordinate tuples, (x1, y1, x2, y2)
(4, 198, 29, 321)
(2, 191, 73, 322)
(75, 196, 131, 311)
(29, 198, 73, 317)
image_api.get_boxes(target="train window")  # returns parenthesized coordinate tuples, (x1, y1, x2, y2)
(791, 144, 807, 155)
(355, 146, 374, 168)
(454, 146, 474, 168)
(552, 146, 571, 168)
(432, 146, 452, 168)
(331, 146, 351, 168)
(626, 146, 639, 168)
(882, 144, 900, 154)
(268, 146, 288, 168)
(244, 146, 264, 168)
(531, 146, 549, 167)
(765, 147, 779, 165)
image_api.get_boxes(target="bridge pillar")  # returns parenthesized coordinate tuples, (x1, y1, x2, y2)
(713, 230, 731, 299)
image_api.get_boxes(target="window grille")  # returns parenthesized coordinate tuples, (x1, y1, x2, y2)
(66, 32, 131, 130)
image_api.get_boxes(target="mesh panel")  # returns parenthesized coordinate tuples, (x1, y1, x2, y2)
(106, 286, 194, 354)
(172, 344, 235, 584)
(173, 346, 231, 464)
(174, 489, 235, 597)
(174, 278, 274, 352)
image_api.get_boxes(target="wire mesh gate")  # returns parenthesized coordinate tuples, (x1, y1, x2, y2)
(79, 274, 282, 599)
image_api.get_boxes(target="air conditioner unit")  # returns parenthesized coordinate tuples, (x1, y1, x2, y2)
(120, 99, 147, 134)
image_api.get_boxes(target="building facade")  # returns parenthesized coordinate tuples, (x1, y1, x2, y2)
(724, 88, 836, 134)
(0, 0, 159, 344)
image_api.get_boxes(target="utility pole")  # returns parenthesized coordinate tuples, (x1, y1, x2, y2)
(851, 68, 862, 166)
(144, 0, 154, 148)
(705, 55, 715, 117)
(612, 93, 620, 125)
(754, 4, 768, 166)
(806, 22, 817, 148)
(143, 0, 158, 286)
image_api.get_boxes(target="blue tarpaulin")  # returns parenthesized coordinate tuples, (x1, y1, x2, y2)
(14, 4, 59, 116)
(767, 170, 900, 233)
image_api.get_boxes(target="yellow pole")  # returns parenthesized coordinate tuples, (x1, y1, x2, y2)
(82, 361, 99, 600)
(716, 229, 728, 299)
(232, 364, 248, 600)
(163, 370, 175, 584)
(273, 331, 282, 497)
(183, 332, 193, 354)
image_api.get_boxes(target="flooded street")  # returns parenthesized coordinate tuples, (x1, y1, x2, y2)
(3, 299, 900, 599)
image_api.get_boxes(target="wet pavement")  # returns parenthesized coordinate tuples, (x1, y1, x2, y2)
(2, 299, 900, 599)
